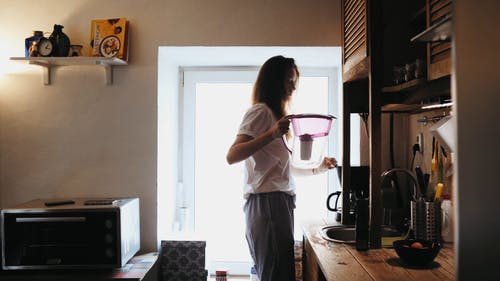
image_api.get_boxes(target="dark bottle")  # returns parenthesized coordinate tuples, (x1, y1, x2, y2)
(355, 197, 369, 251)
(49, 24, 71, 57)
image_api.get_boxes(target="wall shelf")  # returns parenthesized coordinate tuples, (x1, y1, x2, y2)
(382, 78, 427, 93)
(9, 57, 128, 85)
(381, 76, 451, 113)
(411, 15, 452, 42)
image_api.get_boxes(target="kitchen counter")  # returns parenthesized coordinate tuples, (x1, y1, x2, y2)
(0, 253, 158, 281)
(302, 221, 455, 281)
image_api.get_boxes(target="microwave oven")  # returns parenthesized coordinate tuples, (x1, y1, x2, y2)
(1, 197, 140, 270)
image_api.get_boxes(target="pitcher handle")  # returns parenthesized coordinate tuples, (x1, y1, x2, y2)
(281, 114, 295, 153)
(282, 134, 292, 153)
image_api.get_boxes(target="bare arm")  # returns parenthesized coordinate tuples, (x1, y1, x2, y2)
(226, 116, 290, 164)
(291, 157, 338, 176)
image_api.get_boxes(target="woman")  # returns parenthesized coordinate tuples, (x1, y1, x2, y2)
(226, 55, 337, 281)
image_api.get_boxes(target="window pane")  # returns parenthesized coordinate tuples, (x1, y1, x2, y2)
(195, 83, 253, 270)
(291, 76, 331, 239)
(184, 71, 338, 275)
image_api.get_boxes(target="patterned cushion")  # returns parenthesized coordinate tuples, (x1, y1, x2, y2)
(160, 240, 206, 281)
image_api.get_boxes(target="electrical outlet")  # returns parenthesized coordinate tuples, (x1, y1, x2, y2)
(416, 133, 423, 153)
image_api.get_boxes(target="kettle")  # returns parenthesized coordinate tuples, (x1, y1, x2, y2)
(283, 114, 336, 168)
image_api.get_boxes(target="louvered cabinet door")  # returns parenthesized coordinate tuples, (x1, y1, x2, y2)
(427, 0, 453, 80)
(342, 0, 369, 82)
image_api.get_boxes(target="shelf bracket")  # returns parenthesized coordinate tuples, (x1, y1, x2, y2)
(104, 65, 113, 85)
(29, 61, 52, 85)
(42, 65, 51, 85)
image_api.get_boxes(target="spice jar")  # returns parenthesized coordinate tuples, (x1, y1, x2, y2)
(69, 45, 83, 57)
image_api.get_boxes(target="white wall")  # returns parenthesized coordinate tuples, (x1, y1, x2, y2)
(0, 0, 341, 252)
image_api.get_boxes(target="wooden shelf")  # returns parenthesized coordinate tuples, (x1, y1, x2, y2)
(411, 15, 452, 42)
(10, 57, 128, 85)
(382, 78, 427, 93)
(381, 76, 451, 112)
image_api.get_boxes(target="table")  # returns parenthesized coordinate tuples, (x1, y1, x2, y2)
(0, 252, 158, 281)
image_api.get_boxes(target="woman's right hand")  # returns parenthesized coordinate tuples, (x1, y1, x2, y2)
(270, 116, 291, 139)
(227, 116, 290, 165)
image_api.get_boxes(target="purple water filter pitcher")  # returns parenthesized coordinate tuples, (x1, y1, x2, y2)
(283, 114, 336, 168)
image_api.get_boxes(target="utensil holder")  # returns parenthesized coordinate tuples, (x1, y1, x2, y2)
(410, 200, 442, 241)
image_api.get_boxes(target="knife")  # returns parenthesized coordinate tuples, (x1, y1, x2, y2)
(415, 166, 425, 199)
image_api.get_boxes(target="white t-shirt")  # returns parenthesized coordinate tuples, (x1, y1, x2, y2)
(237, 103, 295, 198)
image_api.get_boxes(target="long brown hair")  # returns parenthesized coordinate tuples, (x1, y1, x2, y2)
(252, 56, 299, 119)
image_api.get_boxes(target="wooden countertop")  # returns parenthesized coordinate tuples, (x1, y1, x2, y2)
(302, 221, 455, 281)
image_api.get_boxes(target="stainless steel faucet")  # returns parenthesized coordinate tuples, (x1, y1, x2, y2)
(380, 168, 421, 201)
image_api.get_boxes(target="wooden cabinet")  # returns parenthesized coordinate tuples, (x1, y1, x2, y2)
(342, 0, 368, 82)
(302, 237, 327, 281)
(340, 0, 383, 248)
(425, 0, 453, 80)
(340, 0, 453, 248)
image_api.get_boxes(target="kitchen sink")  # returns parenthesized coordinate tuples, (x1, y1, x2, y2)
(320, 225, 356, 244)
(320, 225, 406, 244)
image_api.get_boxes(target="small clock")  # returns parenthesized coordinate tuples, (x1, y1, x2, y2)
(37, 37, 54, 57)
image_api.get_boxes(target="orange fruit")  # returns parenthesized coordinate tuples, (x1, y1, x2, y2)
(410, 242, 424, 249)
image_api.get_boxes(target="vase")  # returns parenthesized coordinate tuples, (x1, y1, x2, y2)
(49, 24, 71, 57)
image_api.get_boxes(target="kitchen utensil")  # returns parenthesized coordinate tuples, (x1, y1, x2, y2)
(411, 200, 442, 241)
(434, 183, 444, 201)
(415, 166, 425, 199)
(283, 114, 336, 168)
(423, 173, 430, 196)
(431, 138, 438, 172)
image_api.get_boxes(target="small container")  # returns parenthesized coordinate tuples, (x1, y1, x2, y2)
(411, 200, 442, 241)
(25, 31, 43, 57)
(404, 63, 415, 82)
(392, 65, 404, 84)
(215, 269, 228, 281)
(441, 195, 454, 242)
(414, 58, 425, 78)
(69, 45, 83, 57)
(393, 239, 442, 266)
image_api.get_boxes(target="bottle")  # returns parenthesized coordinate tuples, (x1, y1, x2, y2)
(49, 24, 71, 57)
(441, 195, 454, 242)
(355, 197, 369, 251)
(25, 31, 43, 57)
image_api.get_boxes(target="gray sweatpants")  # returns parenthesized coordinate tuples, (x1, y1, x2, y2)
(244, 191, 296, 281)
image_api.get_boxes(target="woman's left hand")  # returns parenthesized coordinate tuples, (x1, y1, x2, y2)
(321, 157, 338, 170)
(313, 157, 338, 174)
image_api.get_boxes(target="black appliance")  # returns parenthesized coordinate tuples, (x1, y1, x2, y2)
(327, 166, 370, 223)
(1, 198, 140, 270)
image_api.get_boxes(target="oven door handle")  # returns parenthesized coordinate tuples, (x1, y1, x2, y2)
(15, 217, 86, 223)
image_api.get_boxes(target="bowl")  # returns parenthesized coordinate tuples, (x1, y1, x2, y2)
(393, 239, 442, 266)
